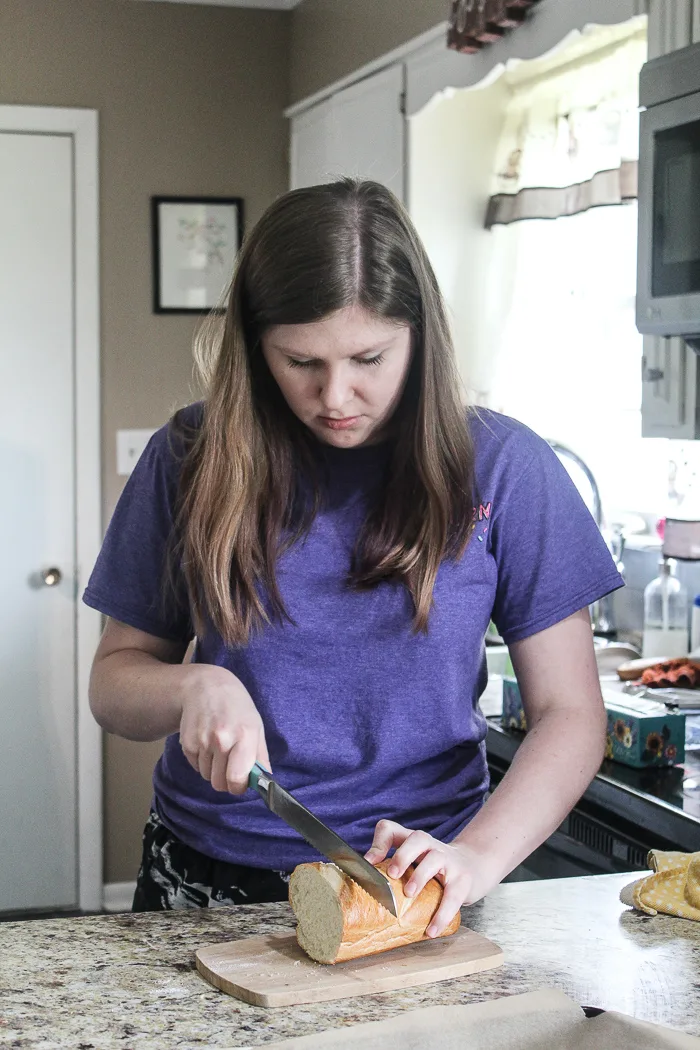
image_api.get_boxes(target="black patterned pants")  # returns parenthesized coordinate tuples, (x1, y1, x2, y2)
(132, 809, 291, 911)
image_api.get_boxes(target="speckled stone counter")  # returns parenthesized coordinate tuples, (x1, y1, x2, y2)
(2, 873, 700, 1048)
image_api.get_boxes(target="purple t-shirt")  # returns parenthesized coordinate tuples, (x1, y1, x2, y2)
(84, 404, 623, 870)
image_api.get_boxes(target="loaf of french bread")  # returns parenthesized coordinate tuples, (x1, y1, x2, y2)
(288, 858, 461, 965)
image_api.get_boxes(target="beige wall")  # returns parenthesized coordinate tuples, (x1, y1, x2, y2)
(290, 0, 448, 103)
(0, 0, 289, 885)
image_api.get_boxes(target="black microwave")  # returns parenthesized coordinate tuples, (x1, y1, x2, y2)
(637, 41, 700, 351)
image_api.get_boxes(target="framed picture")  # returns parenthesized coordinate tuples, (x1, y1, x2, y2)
(151, 195, 244, 314)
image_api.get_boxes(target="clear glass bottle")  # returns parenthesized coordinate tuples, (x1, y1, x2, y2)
(642, 558, 689, 659)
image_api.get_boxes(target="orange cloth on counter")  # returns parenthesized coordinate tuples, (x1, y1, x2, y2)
(621, 850, 700, 920)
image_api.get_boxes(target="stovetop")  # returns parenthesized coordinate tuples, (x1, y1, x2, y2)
(486, 717, 700, 848)
(597, 743, 700, 821)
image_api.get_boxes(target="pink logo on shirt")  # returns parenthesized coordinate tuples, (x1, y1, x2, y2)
(473, 502, 492, 541)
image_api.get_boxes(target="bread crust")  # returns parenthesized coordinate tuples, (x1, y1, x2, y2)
(289, 858, 461, 964)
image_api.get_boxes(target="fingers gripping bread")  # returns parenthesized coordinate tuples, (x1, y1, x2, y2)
(288, 859, 461, 964)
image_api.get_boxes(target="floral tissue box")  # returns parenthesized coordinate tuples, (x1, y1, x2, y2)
(603, 692, 685, 769)
(501, 677, 685, 768)
(501, 675, 527, 732)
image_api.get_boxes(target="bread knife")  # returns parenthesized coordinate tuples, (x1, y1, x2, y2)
(248, 762, 398, 916)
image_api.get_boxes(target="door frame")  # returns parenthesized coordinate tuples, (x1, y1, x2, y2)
(0, 105, 102, 912)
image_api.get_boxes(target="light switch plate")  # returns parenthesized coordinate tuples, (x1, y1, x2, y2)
(117, 428, 157, 476)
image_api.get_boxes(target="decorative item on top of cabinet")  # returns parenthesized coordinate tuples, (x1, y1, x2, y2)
(447, 0, 541, 54)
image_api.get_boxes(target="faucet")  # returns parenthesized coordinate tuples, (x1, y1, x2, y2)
(547, 441, 603, 528)
(546, 440, 622, 638)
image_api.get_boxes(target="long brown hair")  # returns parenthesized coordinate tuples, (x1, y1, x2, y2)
(174, 179, 475, 645)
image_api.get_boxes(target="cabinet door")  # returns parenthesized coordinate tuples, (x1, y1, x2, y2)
(290, 65, 406, 202)
(641, 336, 700, 437)
(290, 97, 334, 191)
(327, 65, 406, 201)
(641, 0, 700, 437)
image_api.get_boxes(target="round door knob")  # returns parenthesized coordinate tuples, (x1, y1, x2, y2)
(41, 567, 62, 587)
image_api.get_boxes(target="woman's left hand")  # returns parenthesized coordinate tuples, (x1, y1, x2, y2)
(364, 820, 498, 937)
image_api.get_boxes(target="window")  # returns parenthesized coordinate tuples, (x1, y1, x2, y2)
(487, 201, 670, 523)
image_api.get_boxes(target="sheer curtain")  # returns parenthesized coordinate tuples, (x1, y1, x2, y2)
(480, 26, 671, 521)
(486, 29, 646, 224)
(486, 203, 669, 520)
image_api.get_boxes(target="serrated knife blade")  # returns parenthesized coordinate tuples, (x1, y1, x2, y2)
(248, 762, 397, 916)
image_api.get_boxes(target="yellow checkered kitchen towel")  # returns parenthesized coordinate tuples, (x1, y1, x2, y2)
(620, 851, 700, 919)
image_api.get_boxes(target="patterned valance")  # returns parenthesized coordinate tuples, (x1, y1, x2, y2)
(484, 27, 647, 226)
(448, 0, 542, 54)
(485, 162, 638, 227)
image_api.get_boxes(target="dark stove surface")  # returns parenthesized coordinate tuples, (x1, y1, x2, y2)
(487, 717, 700, 833)
(598, 747, 700, 821)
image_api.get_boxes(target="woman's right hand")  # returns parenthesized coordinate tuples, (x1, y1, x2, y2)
(177, 664, 271, 795)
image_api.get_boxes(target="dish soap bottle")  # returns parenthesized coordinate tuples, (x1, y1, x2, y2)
(642, 558, 689, 660)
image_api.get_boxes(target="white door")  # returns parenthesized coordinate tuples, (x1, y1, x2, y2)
(291, 65, 406, 202)
(0, 130, 82, 911)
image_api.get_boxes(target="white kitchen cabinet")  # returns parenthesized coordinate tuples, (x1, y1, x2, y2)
(290, 64, 406, 202)
(642, 339, 700, 437)
(289, 96, 334, 192)
(641, 0, 700, 437)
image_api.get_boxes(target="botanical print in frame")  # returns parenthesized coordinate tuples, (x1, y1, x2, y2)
(152, 196, 244, 314)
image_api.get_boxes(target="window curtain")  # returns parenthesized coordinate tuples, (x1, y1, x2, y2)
(485, 29, 646, 226)
(476, 26, 671, 519)
(478, 27, 648, 412)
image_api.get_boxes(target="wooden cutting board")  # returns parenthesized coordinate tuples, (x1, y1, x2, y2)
(195, 926, 503, 1007)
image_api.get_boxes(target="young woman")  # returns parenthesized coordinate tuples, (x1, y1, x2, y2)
(85, 179, 622, 933)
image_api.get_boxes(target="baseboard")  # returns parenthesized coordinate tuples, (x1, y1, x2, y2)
(103, 881, 136, 913)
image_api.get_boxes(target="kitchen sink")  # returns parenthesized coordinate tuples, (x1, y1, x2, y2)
(485, 638, 640, 679)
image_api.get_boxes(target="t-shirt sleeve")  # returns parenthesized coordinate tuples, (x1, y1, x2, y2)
(489, 438, 624, 645)
(82, 423, 193, 643)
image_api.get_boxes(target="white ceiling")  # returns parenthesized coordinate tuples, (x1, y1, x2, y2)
(132, 0, 303, 9)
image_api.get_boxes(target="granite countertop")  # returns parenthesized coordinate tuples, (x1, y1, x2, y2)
(2, 873, 700, 1048)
